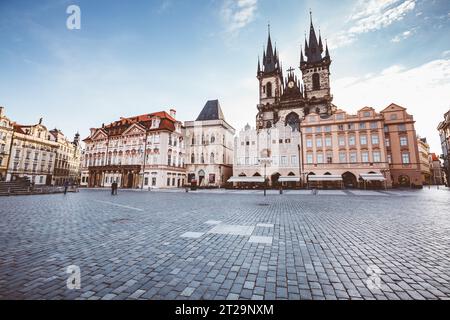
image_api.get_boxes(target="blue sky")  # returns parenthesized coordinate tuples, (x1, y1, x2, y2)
(0, 0, 449, 152)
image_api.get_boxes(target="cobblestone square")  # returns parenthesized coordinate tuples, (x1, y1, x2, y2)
(0, 188, 449, 300)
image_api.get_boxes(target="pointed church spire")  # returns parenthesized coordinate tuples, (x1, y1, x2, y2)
(300, 45, 305, 64)
(257, 56, 261, 74)
(306, 11, 322, 62)
(318, 29, 324, 54)
(325, 40, 330, 58)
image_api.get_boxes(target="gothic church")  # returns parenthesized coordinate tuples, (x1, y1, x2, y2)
(256, 14, 336, 131)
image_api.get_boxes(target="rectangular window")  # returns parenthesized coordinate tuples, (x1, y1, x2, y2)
(316, 126, 322, 133)
(317, 153, 324, 164)
(387, 154, 392, 164)
(291, 155, 298, 165)
(152, 177, 156, 186)
(338, 124, 344, 131)
(359, 123, 366, 129)
(325, 137, 332, 147)
(348, 123, 355, 130)
(339, 152, 347, 163)
(402, 153, 410, 164)
(373, 151, 381, 163)
(281, 156, 288, 165)
(316, 138, 322, 148)
(144, 177, 149, 186)
(398, 124, 406, 132)
(306, 139, 313, 148)
(306, 154, 313, 164)
(360, 135, 367, 145)
(361, 152, 369, 163)
(371, 135, 379, 145)
(324, 126, 331, 133)
(272, 156, 278, 165)
(167, 178, 170, 186)
(400, 136, 408, 146)
(370, 122, 378, 129)
(305, 127, 313, 133)
(385, 138, 390, 147)
(326, 152, 333, 164)
(349, 136, 356, 146)
(338, 136, 345, 146)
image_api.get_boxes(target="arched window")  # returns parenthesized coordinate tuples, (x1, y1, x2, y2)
(285, 112, 300, 131)
(191, 153, 195, 163)
(201, 153, 205, 164)
(210, 135, 215, 143)
(210, 153, 215, 164)
(266, 82, 272, 97)
(312, 73, 320, 90)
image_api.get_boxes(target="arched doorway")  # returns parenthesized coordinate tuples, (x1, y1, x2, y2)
(342, 172, 357, 189)
(271, 173, 281, 187)
(398, 175, 410, 187)
(198, 170, 206, 186)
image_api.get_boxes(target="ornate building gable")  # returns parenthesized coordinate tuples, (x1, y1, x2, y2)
(121, 122, 146, 136)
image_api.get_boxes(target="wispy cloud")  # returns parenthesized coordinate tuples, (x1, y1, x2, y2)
(391, 27, 417, 42)
(328, 0, 416, 49)
(221, 0, 258, 34)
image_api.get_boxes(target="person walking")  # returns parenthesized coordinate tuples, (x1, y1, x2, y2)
(111, 181, 116, 195)
(63, 180, 69, 195)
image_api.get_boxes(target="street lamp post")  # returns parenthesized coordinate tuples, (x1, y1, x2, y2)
(258, 157, 272, 197)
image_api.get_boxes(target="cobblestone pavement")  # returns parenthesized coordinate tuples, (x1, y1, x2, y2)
(0, 188, 449, 300)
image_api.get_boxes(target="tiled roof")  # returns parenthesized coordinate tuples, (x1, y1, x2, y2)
(83, 110, 178, 142)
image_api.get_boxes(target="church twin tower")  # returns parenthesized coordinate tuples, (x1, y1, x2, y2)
(256, 14, 334, 131)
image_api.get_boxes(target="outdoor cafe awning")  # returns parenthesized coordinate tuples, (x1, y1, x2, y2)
(228, 176, 265, 183)
(278, 176, 301, 182)
(360, 173, 386, 181)
(308, 175, 343, 182)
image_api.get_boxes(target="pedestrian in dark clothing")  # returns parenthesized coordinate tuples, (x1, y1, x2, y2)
(111, 182, 116, 195)
(64, 181, 69, 195)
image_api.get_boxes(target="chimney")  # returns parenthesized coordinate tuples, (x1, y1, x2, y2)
(170, 109, 176, 119)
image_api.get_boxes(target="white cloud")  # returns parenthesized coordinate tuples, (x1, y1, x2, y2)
(221, 0, 258, 34)
(328, 0, 416, 49)
(333, 58, 450, 152)
(390, 27, 417, 42)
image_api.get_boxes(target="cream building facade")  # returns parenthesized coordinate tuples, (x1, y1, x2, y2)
(185, 100, 235, 187)
(7, 119, 59, 185)
(50, 129, 82, 185)
(0, 107, 14, 181)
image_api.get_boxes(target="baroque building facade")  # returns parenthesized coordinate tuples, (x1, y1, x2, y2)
(7, 119, 59, 185)
(81, 110, 186, 189)
(0, 107, 14, 181)
(232, 15, 422, 189)
(49, 129, 82, 185)
(185, 100, 235, 187)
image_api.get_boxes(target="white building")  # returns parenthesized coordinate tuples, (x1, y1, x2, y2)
(185, 100, 235, 187)
(82, 110, 186, 189)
